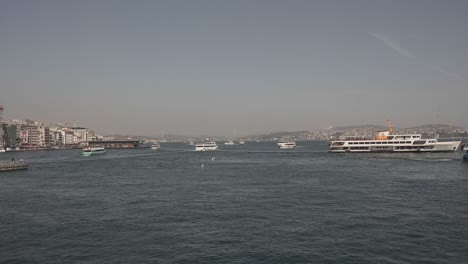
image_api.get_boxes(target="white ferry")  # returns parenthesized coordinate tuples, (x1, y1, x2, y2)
(329, 130, 461, 153)
(195, 142, 218, 151)
(151, 143, 160, 150)
(277, 141, 296, 149)
(82, 146, 107, 156)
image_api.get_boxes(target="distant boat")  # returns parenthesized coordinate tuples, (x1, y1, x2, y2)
(151, 143, 160, 150)
(224, 140, 236, 145)
(277, 141, 296, 149)
(188, 141, 195, 145)
(0, 148, 5, 153)
(195, 142, 218, 151)
(238, 140, 245, 145)
(82, 146, 106, 156)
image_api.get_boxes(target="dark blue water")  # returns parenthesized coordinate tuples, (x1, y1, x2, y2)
(1, 142, 467, 263)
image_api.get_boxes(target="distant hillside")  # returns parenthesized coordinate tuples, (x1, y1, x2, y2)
(406, 124, 466, 130)
(328, 124, 467, 131)
(328, 125, 387, 130)
(102, 124, 467, 142)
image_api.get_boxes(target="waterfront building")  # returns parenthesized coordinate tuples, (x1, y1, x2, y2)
(44, 127, 52, 146)
(38, 126, 46, 146)
(0, 127, 4, 149)
(2, 125, 18, 148)
(21, 126, 40, 146)
(71, 127, 89, 143)
(62, 130, 75, 145)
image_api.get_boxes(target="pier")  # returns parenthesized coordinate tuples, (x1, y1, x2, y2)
(0, 161, 28, 172)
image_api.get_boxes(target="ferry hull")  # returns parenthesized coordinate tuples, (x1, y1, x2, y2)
(82, 150, 107, 156)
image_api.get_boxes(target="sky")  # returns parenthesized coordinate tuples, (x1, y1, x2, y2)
(1, 0, 467, 136)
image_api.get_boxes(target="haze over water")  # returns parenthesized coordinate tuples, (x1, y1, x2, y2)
(1, 142, 467, 263)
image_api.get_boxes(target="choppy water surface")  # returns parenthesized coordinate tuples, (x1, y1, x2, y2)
(1, 142, 467, 263)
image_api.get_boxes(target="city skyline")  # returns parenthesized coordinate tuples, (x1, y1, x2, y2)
(2, 0, 467, 136)
(1, 111, 466, 140)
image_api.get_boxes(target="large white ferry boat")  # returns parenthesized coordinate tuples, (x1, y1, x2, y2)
(195, 142, 218, 151)
(329, 130, 461, 153)
(277, 141, 296, 149)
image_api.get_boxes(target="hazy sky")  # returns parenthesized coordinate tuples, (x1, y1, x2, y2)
(1, 0, 467, 136)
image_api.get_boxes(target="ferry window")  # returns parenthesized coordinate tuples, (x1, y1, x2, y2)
(377, 142, 381, 144)
(406, 141, 411, 144)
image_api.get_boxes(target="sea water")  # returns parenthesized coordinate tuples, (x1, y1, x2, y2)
(1, 142, 467, 263)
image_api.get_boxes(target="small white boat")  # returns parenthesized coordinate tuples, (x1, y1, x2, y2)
(0, 148, 5, 153)
(238, 140, 245, 145)
(277, 141, 296, 149)
(195, 142, 218, 151)
(82, 146, 106, 156)
(151, 143, 160, 150)
(224, 140, 236, 145)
